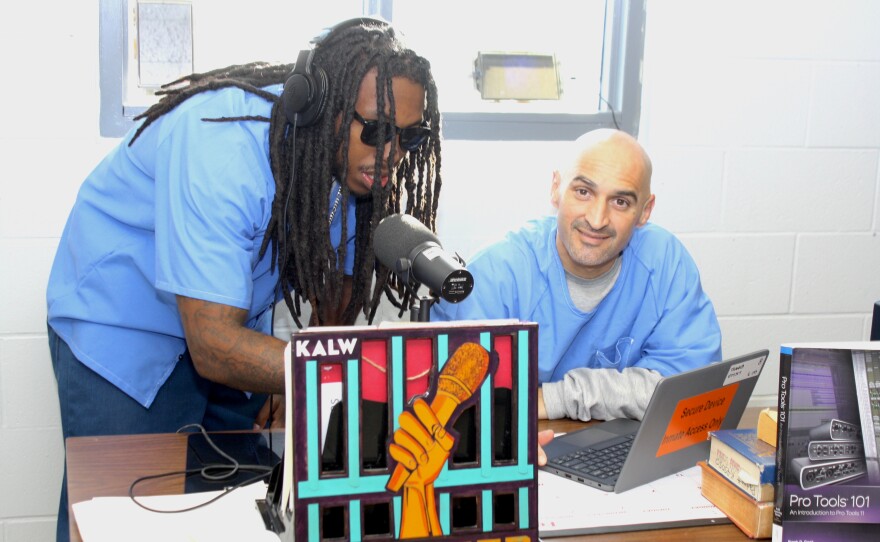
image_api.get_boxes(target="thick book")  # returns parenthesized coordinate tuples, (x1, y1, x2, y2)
(772, 341, 880, 542)
(699, 460, 773, 539)
(708, 428, 776, 501)
(757, 408, 778, 448)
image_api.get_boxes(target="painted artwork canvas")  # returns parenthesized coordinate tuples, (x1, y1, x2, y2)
(261, 319, 539, 542)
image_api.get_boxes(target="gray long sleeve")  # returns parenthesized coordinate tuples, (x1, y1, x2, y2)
(541, 367, 663, 421)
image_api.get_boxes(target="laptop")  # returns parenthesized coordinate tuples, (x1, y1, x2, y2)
(541, 349, 769, 493)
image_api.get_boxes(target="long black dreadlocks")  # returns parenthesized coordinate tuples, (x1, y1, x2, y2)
(129, 20, 442, 327)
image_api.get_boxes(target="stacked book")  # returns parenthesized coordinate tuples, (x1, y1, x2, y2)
(699, 410, 778, 539)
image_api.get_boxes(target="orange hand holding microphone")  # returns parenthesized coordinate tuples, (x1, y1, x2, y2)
(386, 341, 491, 492)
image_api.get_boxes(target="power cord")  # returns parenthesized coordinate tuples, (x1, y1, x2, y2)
(600, 95, 621, 130)
(127, 423, 274, 514)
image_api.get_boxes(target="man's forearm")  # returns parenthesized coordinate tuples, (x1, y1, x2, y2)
(541, 367, 662, 421)
(195, 324, 288, 394)
(178, 295, 287, 394)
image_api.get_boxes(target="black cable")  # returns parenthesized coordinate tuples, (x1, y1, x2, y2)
(127, 423, 274, 514)
(597, 1, 621, 131)
(279, 121, 305, 331)
(600, 95, 621, 130)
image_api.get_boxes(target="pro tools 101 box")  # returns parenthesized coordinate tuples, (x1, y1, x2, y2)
(772, 342, 880, 542)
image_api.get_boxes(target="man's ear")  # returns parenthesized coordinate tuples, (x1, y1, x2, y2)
(637, 194, 656, 227)
(550, 171, 562, 209)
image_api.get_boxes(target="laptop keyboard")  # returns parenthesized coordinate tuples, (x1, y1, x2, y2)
(551, 434, 635, 481)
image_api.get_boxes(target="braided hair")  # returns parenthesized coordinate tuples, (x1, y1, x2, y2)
(129, 20, 442, 327)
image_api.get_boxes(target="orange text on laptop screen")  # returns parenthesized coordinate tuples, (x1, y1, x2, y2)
(656, 383, 739, 457)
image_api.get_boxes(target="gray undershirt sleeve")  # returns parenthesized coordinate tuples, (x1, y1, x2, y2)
(541, 367, 663, 422)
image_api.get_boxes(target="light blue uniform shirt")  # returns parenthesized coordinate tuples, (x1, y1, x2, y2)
(47, 84, 356, 407)
(432, 217, 722, 383)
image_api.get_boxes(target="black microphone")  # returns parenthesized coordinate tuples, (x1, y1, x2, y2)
(374, 214, 474, 303)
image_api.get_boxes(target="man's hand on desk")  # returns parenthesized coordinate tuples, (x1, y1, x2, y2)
(255, 394, 285, 429)
(537, 429, 554, 466)
(536, 386, 554, 466)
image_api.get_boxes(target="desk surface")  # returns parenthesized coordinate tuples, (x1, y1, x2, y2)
(67, 411, 763, 542)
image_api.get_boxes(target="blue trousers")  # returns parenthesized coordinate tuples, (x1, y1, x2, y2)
(48, 325, 267, 542)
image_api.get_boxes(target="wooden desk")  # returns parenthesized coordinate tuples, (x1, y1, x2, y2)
(67, 433, 189, 542)
(538, 418, 757, 541)
(67, 411, 763, 542)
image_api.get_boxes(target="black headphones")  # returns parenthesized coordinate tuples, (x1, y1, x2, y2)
(282, 17, 392, 128)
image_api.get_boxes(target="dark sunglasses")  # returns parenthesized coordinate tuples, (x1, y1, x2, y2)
(353, 111, 430, 152)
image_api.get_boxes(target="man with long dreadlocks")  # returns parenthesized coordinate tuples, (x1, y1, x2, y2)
(46, 17, 441, 541)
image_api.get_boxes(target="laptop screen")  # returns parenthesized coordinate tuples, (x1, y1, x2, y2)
(871, 301, 879, 341)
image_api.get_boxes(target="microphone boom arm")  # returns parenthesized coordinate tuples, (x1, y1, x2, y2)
(393, 253, 468, 322)
(393, 257, 438, 323)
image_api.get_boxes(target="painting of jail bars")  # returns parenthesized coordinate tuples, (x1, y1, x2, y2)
(285, 319, 538, 541)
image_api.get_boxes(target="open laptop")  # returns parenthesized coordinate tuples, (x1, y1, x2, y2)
(541, 349, 769, 493)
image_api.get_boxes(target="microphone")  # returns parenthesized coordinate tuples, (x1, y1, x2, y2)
(373, 213, 474, 303)
(386, 342, 491, 492)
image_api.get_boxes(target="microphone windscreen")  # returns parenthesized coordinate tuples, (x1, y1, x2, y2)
(437, 342, 491, 404)
(373, 213, 440, 267)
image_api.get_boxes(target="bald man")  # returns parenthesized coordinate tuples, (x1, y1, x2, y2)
(432, 129, 721, 426)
